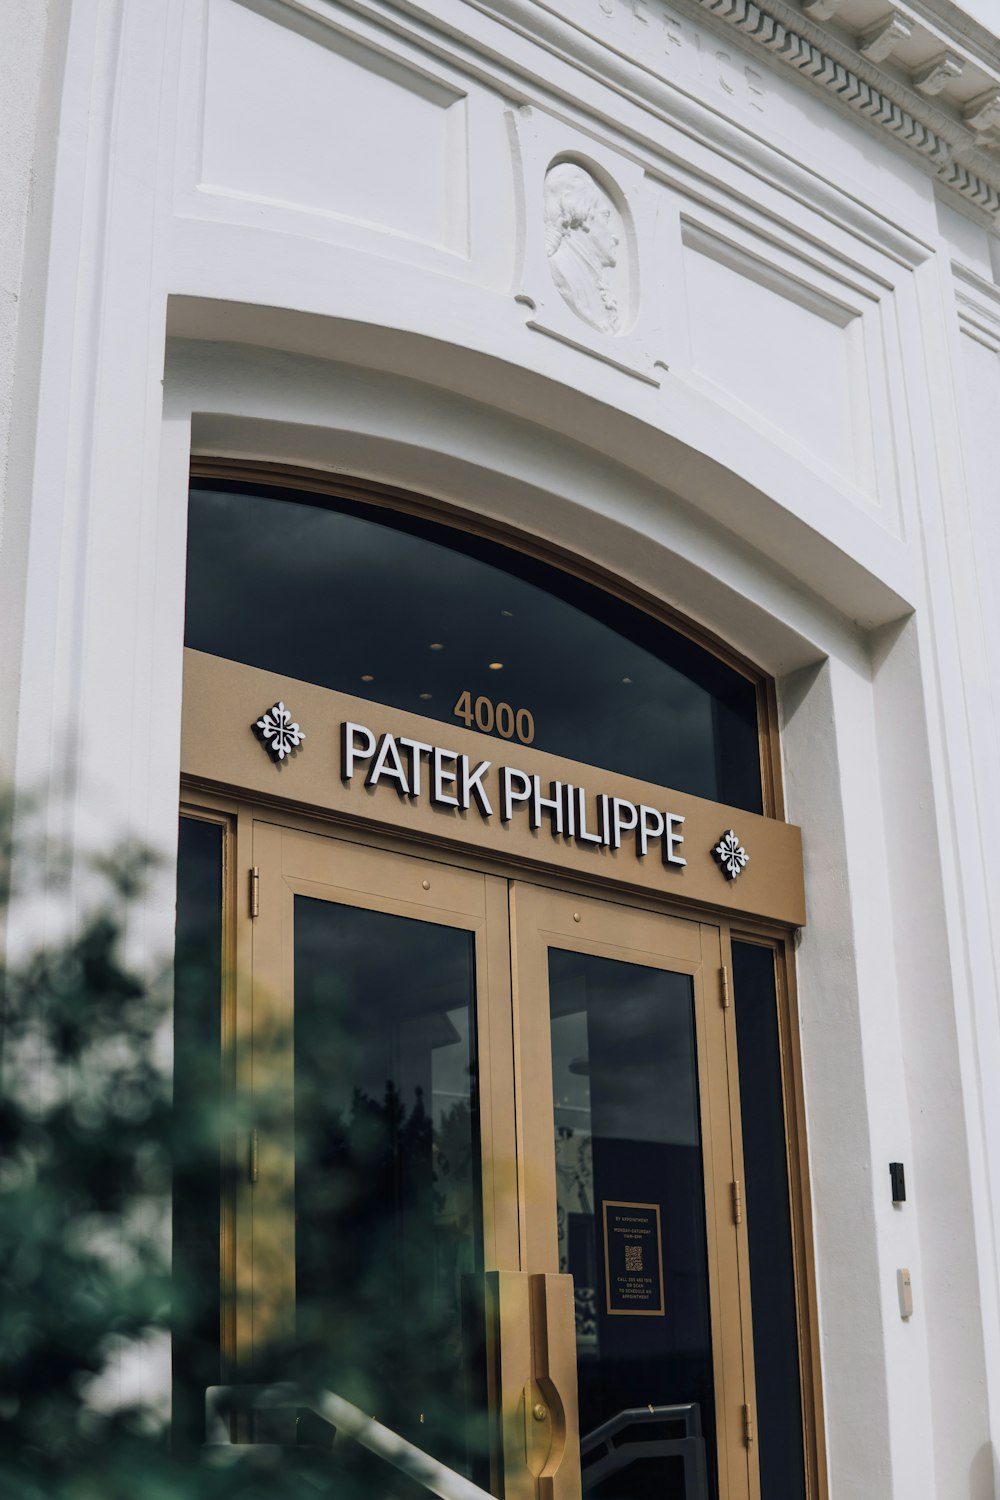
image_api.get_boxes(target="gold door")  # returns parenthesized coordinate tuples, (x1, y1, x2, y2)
(508, 881, 758, 1500)
(237, 817, 757, 1498)
(243, 819, 518, 1486)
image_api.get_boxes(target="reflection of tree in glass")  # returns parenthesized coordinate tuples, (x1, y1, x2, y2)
(293, 1075, 488, 1484)
(288, 900, 487, 1484)
(554, 1128, 598, 1352)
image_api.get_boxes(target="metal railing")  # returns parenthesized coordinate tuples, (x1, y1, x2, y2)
(580, 1402, 708, 1499)
(205, 1384, 494, 1500)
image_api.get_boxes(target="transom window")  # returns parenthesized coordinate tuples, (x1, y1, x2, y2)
(185, 481, 765, 812)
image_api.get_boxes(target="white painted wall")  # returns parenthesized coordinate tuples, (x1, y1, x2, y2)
(953, 0, 1000, 33)
(3, 0, 1000, 1494)
(0, 0, 67, 783)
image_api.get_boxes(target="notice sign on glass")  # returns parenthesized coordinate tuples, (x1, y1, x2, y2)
(602, 1200, 665, 1317)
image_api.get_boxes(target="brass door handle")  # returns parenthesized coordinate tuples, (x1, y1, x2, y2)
(527, 1273, 579, 1500)
(485, 1271, 581, 1500)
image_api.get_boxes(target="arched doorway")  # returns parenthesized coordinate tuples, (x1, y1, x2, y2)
(175, 470, 816, 1499)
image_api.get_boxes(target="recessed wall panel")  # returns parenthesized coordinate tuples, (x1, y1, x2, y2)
(200, 0, 468, 253)
(683, 224, 864, 486)
(960, 331, 1000, 671)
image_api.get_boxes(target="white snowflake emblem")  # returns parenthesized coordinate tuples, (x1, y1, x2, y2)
(713, 829, 749, 880)
(253, 701, 305, 762)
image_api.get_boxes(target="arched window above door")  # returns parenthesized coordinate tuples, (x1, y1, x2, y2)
(185, 478, 766, 813)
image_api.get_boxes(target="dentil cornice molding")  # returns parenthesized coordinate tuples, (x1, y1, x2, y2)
(688, 0, 1000, 217)
(432, 0, 1000, 220)
(310, 0, 1000, 221)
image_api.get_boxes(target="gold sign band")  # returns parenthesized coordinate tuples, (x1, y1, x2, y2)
(182, 649, 805, 926)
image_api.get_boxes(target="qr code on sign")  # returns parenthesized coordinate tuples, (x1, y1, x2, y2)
(624, 1243, 643, 1272)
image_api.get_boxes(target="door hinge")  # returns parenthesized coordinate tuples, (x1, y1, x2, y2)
(720, 965, 730, 1008)
(249, 866, 260, 919)
(248, 1128, 259, 1185)
(731, 1180, 743, 1226)
(742, 1403, 754, 1445)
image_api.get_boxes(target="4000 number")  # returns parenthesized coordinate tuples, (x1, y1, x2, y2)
(453, 691, 535, 745)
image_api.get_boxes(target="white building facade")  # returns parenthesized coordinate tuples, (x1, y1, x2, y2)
(3, 0, 1000, 1496)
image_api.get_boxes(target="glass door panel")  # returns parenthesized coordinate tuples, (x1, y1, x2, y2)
(511, 883, 755, 1500)
(293, 897, 482, 1471)
(549, 950, 715, 1495)
(247, 823, 516, 1487)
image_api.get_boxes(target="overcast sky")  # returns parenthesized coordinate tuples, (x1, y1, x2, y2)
(953, 0, 1000, 36)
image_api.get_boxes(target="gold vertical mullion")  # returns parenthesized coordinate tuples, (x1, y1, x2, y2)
(773, 939, 827, 1500)
(508, 883, 590, 1499)
(216, 812, 236, 1382)
(228, 803, 255, 1381)
(727, 932, 828, 1500)
(506, 883, 530, 1276)
(478, 873, 519, 1276)
(692, 921, 751, 1500)
(509, 885, 561, 1277)
(717, 922, 762, 1500)
(176, 800, 244, 1401)
(247, 819, 296, 1365)
(688, 931, 732, 1495)
(475, 876, 519, 1500)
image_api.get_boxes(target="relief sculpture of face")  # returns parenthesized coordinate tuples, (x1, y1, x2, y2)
(544, 162, 624, 336)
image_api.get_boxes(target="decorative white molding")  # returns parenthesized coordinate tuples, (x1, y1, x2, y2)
(953, 262, 1000, 352)
(330, 0, 1000, 225)
(690, 0, 1000, 217)
(964, 89, 1000, 145)
(859, 11, 913, 65)
(913, 51, 964, 97)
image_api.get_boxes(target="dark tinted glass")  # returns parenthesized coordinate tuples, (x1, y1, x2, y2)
(731, 941, 806, 1499)
(293, 897, 487, 1485)
(185, 483, 763, 811)
(548, 948, 717, 1500)
(173, 816, 223, 1451)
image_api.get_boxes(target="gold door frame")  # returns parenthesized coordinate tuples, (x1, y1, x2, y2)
(182, 787, 827, 1498)
(178, 458, 822, 1495)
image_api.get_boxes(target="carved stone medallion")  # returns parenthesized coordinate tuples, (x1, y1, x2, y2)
(543, 161, 627, 336)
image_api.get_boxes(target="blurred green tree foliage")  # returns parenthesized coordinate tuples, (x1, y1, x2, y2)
(0, 827, 489, 1499)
